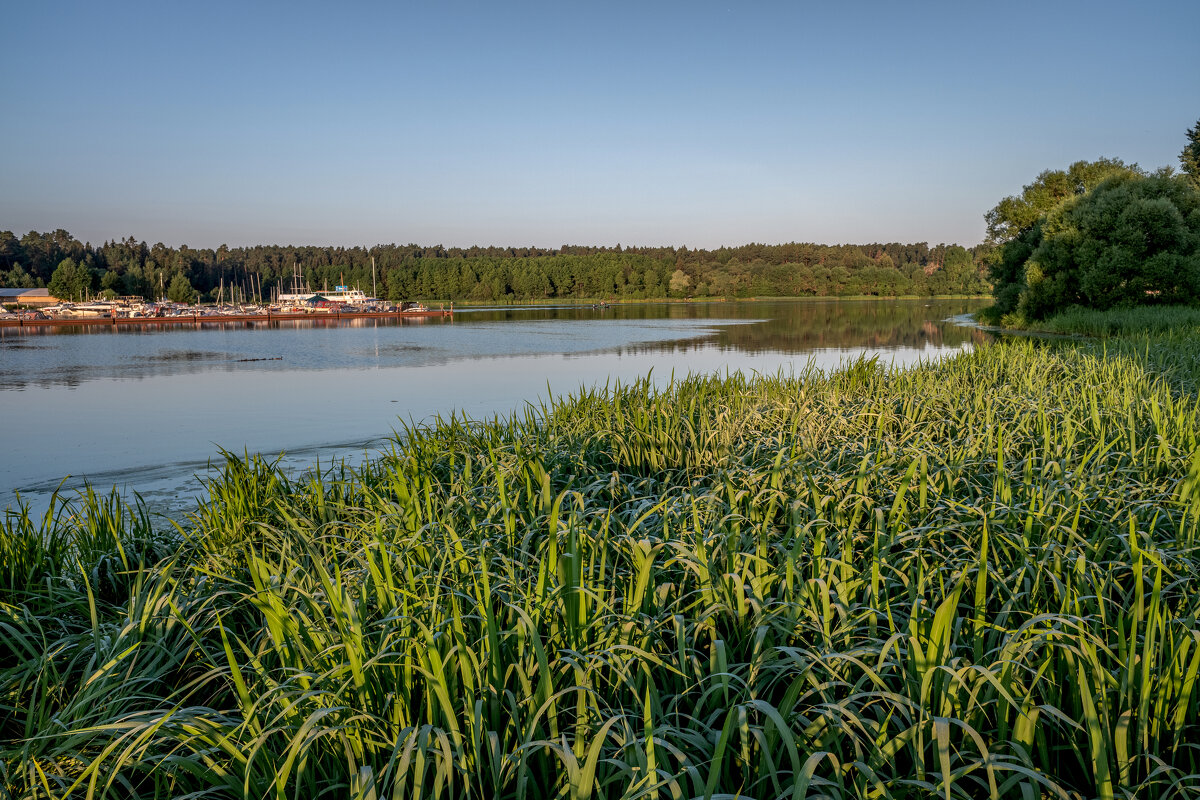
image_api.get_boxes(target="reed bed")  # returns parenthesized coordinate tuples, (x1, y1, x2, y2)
(1037, 306, 1200, 339)
(4, 336, 1200, 799)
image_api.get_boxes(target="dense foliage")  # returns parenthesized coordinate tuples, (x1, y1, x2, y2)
(0, 231, 989, 303)
(45, 258, 92, 303)
(984, 159, 1146, 315)
(4, 331, 1200, 798)
(1018, 173, 1200, 318)
(1182, 118, 1200, 190)
(987, 122, 1200, 320)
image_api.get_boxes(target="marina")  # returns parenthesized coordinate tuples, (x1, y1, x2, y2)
(0, 300, 447, 328)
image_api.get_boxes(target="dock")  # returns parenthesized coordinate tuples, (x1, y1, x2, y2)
(0, 308, 453, 329)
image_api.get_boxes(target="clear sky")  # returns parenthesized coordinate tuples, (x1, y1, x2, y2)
(2, 0, 1197, 250)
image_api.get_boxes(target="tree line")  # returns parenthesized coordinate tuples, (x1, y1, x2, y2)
(0, 232, 990, 304)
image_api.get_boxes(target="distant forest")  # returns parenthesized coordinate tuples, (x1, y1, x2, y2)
(0, 229, 990, 303)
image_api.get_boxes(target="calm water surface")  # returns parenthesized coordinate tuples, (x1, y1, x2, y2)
(1, 299, 990, 515)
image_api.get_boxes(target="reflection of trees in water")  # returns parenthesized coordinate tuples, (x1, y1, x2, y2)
(459, 301, 773, 324)
(607, 300, 992, 356)
(2, 300, 991, 388)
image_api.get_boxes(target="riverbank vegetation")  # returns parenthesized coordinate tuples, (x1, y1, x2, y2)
(984, 120, 1200, 322)
(0, 233, 990, 305)
(987, 304, 1200, 338)
(973, 118, 1200, 339)
(4, 325, 1200, 798)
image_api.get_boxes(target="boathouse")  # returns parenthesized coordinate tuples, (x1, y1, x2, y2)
(0, 288, 56, 307)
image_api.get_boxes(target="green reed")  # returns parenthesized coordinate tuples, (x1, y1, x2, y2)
(1037, 305, 1200, 338)
(4, 333, 1200, 799)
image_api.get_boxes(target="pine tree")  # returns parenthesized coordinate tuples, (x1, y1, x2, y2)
(1182, 118, 1200, 189)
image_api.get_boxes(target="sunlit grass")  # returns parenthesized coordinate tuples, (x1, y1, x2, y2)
(4, 335, 1200, 798)
(1038, 305, 1200, 338)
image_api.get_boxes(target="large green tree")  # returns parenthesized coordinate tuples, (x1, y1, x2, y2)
(1018, 173, 1200, 318)
(166, 272, 197, 304)
(1181, 118, 1200, 190)
(985, 159, 1144, 314)
(47, 258, 92, 302)
(984, 158, 1140, 246)
(668, 268, 692, 296)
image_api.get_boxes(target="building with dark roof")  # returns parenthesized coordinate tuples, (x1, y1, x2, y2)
(0, 288, 56, 306)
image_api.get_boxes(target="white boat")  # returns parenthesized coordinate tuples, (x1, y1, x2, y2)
(71, 302, 121, 318)
(44, 301, 119, 318)
(45, 295, 151, 319)
(277, 285, 375, 305)
(276, 263, 380, 306)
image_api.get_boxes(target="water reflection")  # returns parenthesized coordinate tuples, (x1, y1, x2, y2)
(1, 299, 990, 515)
(589, 299, 992, 356)
(0, 316, 456, 390)
(0, 299, 990, 391)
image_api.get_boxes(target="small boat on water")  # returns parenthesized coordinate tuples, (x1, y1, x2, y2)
(70, 302, 124, 318)
(278, 285, 378, 305)
(276, 264, 382, 307)
(39, 295, 151, 319)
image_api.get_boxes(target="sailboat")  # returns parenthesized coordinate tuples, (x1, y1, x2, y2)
(276, 263, 372, 306)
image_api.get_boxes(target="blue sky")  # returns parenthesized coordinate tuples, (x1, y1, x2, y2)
(2, 0, 1197, 249)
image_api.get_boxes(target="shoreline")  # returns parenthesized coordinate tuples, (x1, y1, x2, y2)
(0, 306, 452, 329)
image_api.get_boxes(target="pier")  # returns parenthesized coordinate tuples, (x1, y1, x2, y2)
(1, 309, 451, 331)
(0, 307, 453, 329)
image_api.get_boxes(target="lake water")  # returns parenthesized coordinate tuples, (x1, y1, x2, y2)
(0, 299, 990, 516)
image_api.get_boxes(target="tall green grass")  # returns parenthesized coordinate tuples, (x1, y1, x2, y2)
(4, 336, 1200, 798)
(1037, 305, 1200, 338)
